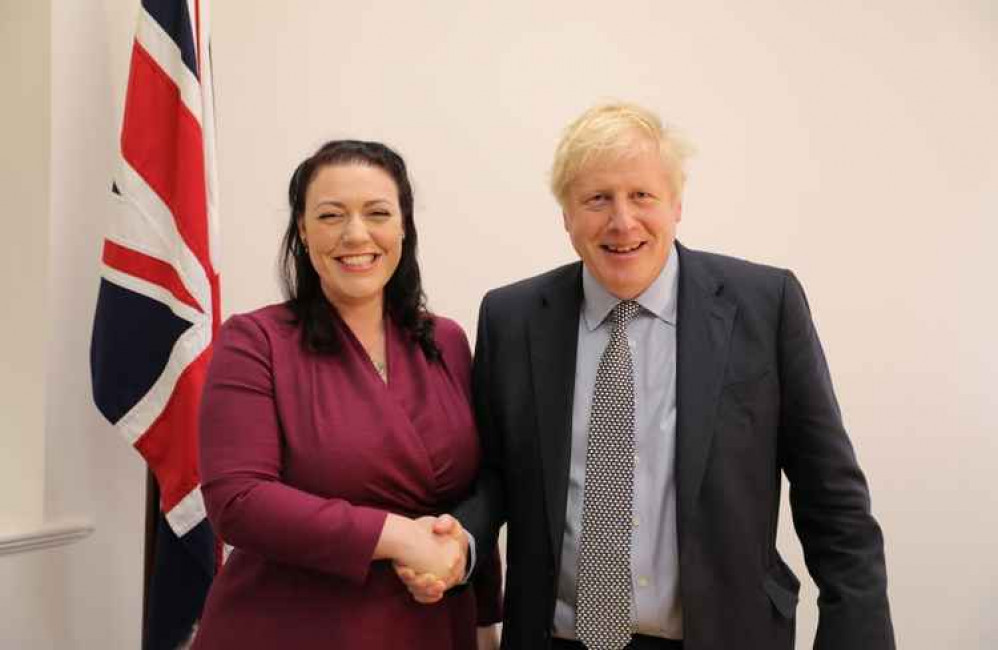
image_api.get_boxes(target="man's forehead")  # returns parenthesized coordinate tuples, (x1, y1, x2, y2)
(572, 148, 669, 186)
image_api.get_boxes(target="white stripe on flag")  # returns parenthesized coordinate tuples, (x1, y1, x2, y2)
(113, 160, 213, 317)
(112, 318, 211, 446)
(165, 485, 207, 537)
(135, 8, 203, 125)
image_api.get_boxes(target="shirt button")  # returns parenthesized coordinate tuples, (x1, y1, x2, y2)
(638, 577, 650, 588)
(633, 516, 640, 528)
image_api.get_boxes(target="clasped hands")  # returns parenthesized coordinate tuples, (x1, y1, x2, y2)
(386, 514, 467, 604)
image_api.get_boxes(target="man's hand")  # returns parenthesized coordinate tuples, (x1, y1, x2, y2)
(477, 625, 500, 650)
(393, 515, 468, 604)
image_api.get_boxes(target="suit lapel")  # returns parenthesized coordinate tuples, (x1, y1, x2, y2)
(529, 263, 583, 557)
(675, 244, 737, 520)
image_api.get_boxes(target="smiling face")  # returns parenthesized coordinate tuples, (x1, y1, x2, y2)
(562, 139, 682, 299)
(297, 163, 404, 312)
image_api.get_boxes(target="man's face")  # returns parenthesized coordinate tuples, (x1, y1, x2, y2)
(562, 143, 681, 299)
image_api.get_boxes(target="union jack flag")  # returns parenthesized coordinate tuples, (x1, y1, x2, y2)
(90, 1, 218, 647)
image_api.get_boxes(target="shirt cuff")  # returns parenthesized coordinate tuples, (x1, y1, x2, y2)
(462, 530, 477, 584)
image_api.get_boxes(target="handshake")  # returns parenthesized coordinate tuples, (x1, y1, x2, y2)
(380, 513, 469, 604)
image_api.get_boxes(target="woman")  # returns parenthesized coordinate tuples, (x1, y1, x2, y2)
(192, 140, 501, 649)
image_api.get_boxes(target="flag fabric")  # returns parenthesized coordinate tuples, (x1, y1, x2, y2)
(90, 0, 219, 647)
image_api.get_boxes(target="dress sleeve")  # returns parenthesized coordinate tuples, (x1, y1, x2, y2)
(198, 314, 387, 585)
(434, 316, 473, 401)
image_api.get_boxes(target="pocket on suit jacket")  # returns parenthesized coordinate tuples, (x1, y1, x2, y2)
(763, 564, 800, 619)
(716, 366, 777, 447)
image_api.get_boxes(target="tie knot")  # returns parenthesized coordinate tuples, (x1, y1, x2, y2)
(612, 300, 640, 328)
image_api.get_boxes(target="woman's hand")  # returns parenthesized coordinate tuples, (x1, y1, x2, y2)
(397, 515, 466, 586)
(376, 514, 468, 602)
(389, 515, 469, 603)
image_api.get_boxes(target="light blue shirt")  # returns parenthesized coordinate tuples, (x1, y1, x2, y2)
(553, 245, 683, 640)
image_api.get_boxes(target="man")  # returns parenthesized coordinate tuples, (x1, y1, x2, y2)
(400, 102, 895, 650)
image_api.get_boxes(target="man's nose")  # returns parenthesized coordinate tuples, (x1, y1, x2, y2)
(607, 196, 637, 230)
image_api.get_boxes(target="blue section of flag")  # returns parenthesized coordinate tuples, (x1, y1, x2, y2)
(91, 279, 192, 424)
(142, 0, 199, 78)
(143, 514, 215, 650)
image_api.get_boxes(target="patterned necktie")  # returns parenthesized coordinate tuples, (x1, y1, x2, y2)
(576, 300, 640, 650)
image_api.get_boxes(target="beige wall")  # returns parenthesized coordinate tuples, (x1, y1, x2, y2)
(2, 0, 995, 647)
(0, 0, 49, 534)
(2, 1, 145, 648)
(0, 3, 56, 647)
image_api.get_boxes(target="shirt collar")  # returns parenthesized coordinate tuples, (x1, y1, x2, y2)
(582, 243, 680, 331)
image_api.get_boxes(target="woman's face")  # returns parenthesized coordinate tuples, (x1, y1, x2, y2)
(297, 163, 404, 312)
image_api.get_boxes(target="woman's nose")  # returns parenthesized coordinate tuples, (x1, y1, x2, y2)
(340, 214, 370, 243)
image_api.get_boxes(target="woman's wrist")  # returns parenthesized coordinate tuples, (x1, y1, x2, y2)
(373, 513, 413, 561)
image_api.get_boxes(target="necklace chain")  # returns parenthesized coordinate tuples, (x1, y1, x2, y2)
(372, 358, 388, 383)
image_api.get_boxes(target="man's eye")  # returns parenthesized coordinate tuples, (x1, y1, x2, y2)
(586, 194, 607, 205)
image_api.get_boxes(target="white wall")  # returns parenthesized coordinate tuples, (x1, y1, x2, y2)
(3, 1, 995, 648)
(212, 4, 997, 644)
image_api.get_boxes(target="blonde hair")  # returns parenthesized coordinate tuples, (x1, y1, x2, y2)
(550, 102, 692, 207)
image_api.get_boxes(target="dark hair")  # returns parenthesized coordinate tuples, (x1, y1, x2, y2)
(279, 140, 439, 360)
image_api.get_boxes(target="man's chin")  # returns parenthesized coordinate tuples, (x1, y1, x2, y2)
(601, 278, 648, 301)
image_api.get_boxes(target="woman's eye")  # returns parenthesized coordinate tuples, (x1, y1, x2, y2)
(318, 212, 344, 220)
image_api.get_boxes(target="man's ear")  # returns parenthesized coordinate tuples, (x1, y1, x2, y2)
(674, 200, 683, 224)
(561, 210, 572, 233)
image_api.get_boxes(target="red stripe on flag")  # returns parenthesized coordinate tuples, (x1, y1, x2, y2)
(120, 40, 214, 282)
(102, 239, 203, 313)
(136, 344, 213, 513)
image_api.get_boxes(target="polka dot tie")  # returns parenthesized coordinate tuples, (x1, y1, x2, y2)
(576, 300, 640, 650)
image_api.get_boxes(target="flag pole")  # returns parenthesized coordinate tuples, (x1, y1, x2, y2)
(142, 470, 159, 638)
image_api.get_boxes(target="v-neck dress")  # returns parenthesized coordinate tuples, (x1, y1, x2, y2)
(192, 304, 501, 649)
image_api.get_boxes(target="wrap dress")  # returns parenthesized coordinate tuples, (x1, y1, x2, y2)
(191, 304, 501, 649)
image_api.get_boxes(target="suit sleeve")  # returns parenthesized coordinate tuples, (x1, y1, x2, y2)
(778, 271, 895, 649)
(198, 314, 387, 585)
(472, 544, 504, 625)
(453, 295, 508, 572)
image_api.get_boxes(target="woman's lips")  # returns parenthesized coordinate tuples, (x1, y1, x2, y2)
(335, 253, 380, 271)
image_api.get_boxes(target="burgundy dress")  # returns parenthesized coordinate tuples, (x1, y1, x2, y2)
(192, 304, 501, 649)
